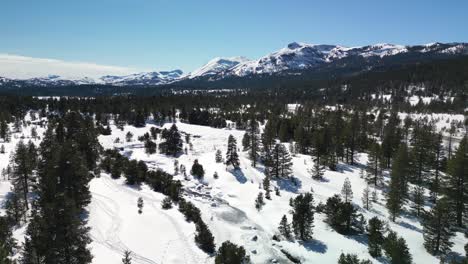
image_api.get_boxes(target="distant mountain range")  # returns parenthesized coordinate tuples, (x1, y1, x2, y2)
(1, 42, 467, 87)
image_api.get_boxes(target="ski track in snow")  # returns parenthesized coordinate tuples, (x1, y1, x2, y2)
(91, 175, 203, 264)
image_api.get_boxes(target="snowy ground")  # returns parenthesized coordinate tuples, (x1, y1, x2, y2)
(1, 116, 467, 263)
(95, 121, 467, 263)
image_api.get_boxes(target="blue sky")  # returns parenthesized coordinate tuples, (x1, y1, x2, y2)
(1, 0, 467, 73)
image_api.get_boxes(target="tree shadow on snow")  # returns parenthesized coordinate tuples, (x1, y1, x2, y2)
(345, 233, 369, 247)
(335, 163, 355, 173)
(445, 252, 464, 263)
(397, 220, 422, 233)
(275, 177, 302, 194)
(230, 169, 248, 184)
(300, 239, 328, 254)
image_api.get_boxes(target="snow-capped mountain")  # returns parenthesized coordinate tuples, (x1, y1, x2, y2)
(187, 57, 249, 79)
(100, 70, 183, 86)
(0, 70, 183, 87)
(1, 42, 467, 87)
(224, 42, 467, 77)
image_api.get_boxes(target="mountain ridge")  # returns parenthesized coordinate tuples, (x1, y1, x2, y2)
(1, 42, 467, 87)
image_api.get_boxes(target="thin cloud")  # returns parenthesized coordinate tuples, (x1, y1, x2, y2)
(0, 54, 144, 80)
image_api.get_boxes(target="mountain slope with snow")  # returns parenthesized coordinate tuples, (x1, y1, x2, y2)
(187, 57, 249, 79)
(0, 42, 467, 87)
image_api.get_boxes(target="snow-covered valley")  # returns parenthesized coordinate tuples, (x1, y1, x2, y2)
(1, 115, 467, 263)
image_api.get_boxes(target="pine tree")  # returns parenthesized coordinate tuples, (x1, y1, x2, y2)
(341, 178, 353, 203)
(144, 139, 157, 154)
(255, 192, 265, 211)
(267, 143, 292, 178)
(409, 122, 434, 186)
(11, 140, 36, 212)
(362, 184, 372, 210)
(366, 142, 382, 187)
(122, 250, 132, 264)
(137, 197, 144, 214)
(161, 197, 173, 209)
(383, 231, 412, 264)
(190, 159, 205, 179)
(386, 144, 409, 221)
(213, 171, 219, 179)
(429, 133, 443, 203)
(278, 215, 292, 240)
(367, 217, 385, 257)
(310, 158, 325, 180)
(291, 192, 314, 241)
(338, 253, 372, 264)
(263, 176, 271, 200)
(215, 241, 249, 264)
(195, 220, 215, 254)
(173, 160, 179, 175)
(246, 120, 261, 167)
(445, 136, 467, 227)
(160, 124, 183, 156)
(225, 135, 240, 168)
(242, 132, 251, 150)
(411, 185, 425, 216)
(215, 149, 223, 163)
(0, 145, 5, 154)
(324, 195, 358, 234)
(126, 131, 133, 142)
(423, 198, 455, 256)
(0, 216, 15, 264)
(0, 120, 9, 141)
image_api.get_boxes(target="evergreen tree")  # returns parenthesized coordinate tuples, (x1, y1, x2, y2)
(381, 113, 401, 168)
(215, 149, 223, 163)
(213, 171, 219, 179)
(0, 144, 5, 154)
(225, 135, 240, 168)
(195, 220, 215, 254)
(263, 176, 271, 200)
(160, 124, 183, 156)
(429, 133, 444, 203)
(386, 144, 409, 222)
(383, 231, 412, 264)
(137, 197, 144, 214)
(144, 139, 157, 154)
(291, 192, 314, 241)
(278, 215, 292, 240)
(215, 241, 249, 264)
(243, 119, 260, 167)
(338, 253, 372, 264)
(361, 184, 372, 210)
(242, 132, 251, 150)
(310, 158, 325, 180)
(367, 217, 385, 257)
(411, 185, 425, 216)
(255, 192, 265, 211)
(161, 197, 173, 209)
(0, 217, 15, 264)
(0, 120, 9, 141)
(366, 142, 382, 187)
(324, 195, 358, 234)
(445, 136, 467, 227)
(126, 131, 133, 142)
(191, 159, 205, 179)
(423, 198, 455, 256)
(267, 143, 292, 178)
(122, 250, 132, 264)
(11, 140, 36, 212)
(341, 178, 353, 203)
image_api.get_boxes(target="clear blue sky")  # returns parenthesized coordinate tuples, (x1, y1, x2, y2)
(2, 0, 467, 72)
